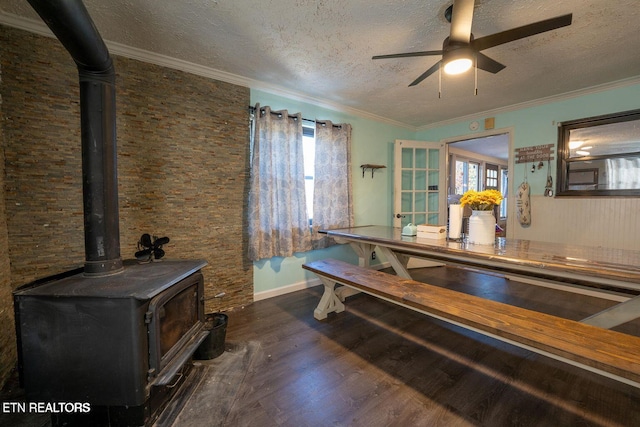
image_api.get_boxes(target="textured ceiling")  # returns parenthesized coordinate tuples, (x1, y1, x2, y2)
(1, 0, 639, 128)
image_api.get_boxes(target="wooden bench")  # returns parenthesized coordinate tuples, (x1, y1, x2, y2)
(302, 258, 640, 388)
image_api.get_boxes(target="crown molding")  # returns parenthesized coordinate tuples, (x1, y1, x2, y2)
(249, 84, 414, 130)
(416, 75, 640, 132)
(0, 10, 48, 37)
(0, 11, 414, 131)
(5, 10, 636, 133)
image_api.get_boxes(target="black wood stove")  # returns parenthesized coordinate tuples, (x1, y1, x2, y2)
(14, 260, 208, 426)
(12, 1, 210, 425)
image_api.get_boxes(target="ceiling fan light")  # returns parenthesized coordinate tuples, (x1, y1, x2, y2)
(444, 57, 473, 75)
(569, 140, 585, 149)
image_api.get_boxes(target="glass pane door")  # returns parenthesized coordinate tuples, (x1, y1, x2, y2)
(394, 140, 446, 228)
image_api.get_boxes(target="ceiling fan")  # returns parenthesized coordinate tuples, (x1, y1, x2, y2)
(372, 0, 572, 87)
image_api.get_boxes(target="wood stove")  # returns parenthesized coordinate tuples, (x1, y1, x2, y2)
(14, 259, 208, 426)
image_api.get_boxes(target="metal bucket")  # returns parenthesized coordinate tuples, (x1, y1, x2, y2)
(194, 313, 228, 360)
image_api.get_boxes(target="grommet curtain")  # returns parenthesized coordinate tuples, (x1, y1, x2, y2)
(312, 120, 353, 249)
(247, 105, 312, 260)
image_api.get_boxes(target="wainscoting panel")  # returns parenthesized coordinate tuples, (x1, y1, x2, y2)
(511, 196, 639, 250)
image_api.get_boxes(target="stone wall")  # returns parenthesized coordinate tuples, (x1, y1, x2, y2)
(0, 25, 252, 386)
(0, 48, 15, 388)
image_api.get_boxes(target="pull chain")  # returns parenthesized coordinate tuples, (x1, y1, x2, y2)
(438, 63, 442, 99)
(474, 54, 478, 96)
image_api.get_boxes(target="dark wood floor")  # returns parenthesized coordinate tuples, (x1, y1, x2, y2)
(223, 266, 640, 426)
(2, 265, 639, 426)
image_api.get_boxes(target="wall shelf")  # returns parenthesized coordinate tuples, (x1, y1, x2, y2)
(360, 164, 386, 178)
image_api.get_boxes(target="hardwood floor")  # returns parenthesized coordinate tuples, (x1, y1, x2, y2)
(223, 266, 640, 426)
(2, 265, 638, 426)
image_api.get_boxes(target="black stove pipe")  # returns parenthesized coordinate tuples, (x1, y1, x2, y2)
(27, 0, 123, 276)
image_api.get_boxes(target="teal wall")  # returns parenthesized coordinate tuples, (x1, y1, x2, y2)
(251, 82, 640, 295)
(415, 83, 640, 196)
(250, 89, 414, 294)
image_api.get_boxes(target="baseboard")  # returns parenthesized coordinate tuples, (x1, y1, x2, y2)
(253, 277, 322, 302)
(253, 262, 391, 301)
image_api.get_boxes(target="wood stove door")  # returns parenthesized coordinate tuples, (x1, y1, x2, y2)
(147, 272, 207, 386)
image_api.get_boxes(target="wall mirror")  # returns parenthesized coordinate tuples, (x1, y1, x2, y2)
(557, 109, 640, 196)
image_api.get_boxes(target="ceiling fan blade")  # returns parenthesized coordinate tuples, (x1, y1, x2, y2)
(373, 50, 443, 60)
(409, 61, 441, 87)
(475, 52, 506, 74)
(449, 0, 475, 44)
(472, 13, 572, 52)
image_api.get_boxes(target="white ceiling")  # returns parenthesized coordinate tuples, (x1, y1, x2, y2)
(451, 134, 509, 161)
(1, 0, 640, 129)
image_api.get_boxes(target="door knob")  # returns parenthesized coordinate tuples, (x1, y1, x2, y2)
(395, 213, 405, 218)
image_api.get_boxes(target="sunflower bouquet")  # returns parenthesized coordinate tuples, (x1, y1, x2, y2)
(460, 189, 503, 211)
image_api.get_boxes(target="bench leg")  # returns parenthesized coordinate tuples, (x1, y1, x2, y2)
(335, 286, 361, 302)
(314, 277, 346, 320)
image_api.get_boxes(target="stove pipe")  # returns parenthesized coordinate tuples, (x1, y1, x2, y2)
(28, 0, 123, 276)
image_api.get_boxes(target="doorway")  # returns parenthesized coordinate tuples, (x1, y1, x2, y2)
(446, 132, 511, 237)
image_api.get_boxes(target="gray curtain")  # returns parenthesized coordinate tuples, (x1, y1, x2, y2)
(312, 121, 353, 249)
(247, 105, 312, 261)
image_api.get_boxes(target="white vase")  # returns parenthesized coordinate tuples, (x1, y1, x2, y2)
(468, 210, 496, 245)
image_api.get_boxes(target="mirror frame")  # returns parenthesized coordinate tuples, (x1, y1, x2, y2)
(556, 108, 640, 197)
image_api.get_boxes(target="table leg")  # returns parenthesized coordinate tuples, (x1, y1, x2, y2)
(581, 294, 640, 329)
(348, 242, 375, 267)
(376, 246, 412, 279)
(313, 276, 346, 320)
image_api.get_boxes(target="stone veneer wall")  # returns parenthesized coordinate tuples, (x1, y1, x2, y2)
(0, 25, 252, 386)
(0, 48, 15, 388)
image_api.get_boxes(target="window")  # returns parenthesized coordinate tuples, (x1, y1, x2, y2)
(485, 163, 499, 189)
(454, 159, 480, 195)
(302, 123, 315, 223)
(557, 108, 640, 196)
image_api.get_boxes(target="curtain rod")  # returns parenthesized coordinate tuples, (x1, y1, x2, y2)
(248, 106, 342, 128)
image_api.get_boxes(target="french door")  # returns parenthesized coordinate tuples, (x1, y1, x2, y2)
(393, 140, 446, 228)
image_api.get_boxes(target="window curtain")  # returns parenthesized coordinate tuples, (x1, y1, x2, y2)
(312, 120, 353, 249)
(247, 105, 312, 261)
